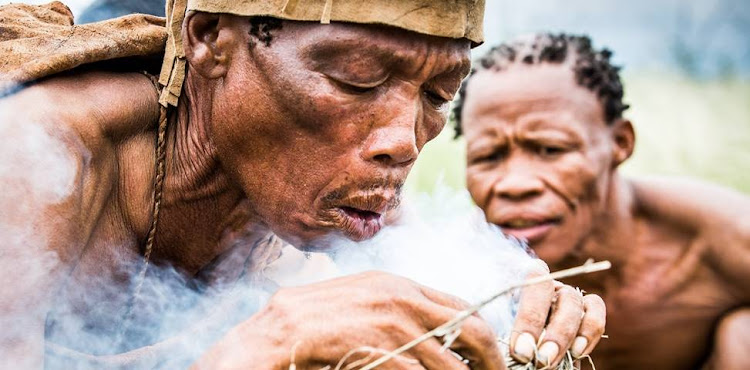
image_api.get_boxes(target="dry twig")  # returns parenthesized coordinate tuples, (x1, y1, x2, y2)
(356, 260, 610, 370)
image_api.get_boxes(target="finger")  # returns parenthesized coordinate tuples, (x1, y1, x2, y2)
(571, 294, 606, 359)
(417, 284, 472, 311)
(509, 270, 555, 363)
(406, 338, 470, 370)
(362, 353, 425, 370)
(412, 300, 506, 370)
(535, 284, 584, 368)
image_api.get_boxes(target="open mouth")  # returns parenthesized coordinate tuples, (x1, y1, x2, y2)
(499, 218, 561, 244)
(335, 206, 385, 241)
(340, 206, 382, 222)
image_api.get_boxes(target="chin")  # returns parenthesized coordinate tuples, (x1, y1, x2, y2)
(289, 231, 354, 254)
(530, 239, 578, 266)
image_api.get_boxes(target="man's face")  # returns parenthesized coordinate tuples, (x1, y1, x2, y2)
(462, 64, 617, 264)
(211, 20, 470, 248)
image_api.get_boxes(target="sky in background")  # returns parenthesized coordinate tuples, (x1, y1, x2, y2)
(480, 0, 750, 78)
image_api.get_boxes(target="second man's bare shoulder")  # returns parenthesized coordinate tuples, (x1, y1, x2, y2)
(631, 176, 750, 300)
(631, 176, 749, 236)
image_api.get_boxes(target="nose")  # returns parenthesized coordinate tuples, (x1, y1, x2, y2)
(362, 101, 420, 167)
(363, 129, 418, 166)
(492, 169, 545, 201)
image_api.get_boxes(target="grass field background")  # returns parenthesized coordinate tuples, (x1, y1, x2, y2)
(407, 72, 750, 195)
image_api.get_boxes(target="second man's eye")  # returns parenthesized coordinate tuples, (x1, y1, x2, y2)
(537, 145, 567, 157)
(471, 148, 508, 164)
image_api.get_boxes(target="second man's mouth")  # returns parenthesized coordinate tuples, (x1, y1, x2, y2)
(499, 217, 561, 244)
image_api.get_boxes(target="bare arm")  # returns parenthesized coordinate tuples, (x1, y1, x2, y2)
(706, 308, 750, 370)
(701, 186, 750, 303)
(706, 187, 750, 369)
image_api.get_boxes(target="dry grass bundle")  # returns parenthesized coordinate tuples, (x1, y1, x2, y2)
(500, 336, 597, 370)
(504, 352, 594, 370)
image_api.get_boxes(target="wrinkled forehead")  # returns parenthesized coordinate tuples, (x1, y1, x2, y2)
(162, 0, 483, 106)
(462, 65, 607, 137)
(279, 21, 472, 74)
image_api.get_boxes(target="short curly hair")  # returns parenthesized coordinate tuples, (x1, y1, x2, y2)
(452, 33, 629, 137)
(248, 16, 284, 48)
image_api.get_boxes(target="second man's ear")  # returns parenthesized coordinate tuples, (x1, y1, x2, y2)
(183, 12, 235, 79)
(611, 119, 635, 167)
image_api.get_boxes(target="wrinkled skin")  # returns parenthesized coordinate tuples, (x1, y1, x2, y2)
(0, 14, 606, 369)
(462, 63, 750, 369)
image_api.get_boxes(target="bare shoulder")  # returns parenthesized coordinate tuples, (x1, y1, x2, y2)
(0, 69, 160, 261)
(630, 176, 750, 236)
(631, 176, 750, 300)
(0, 71, 160, 363)
(2, 70, 160, 143)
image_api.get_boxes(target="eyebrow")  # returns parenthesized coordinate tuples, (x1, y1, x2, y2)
(304, 38, 469, 78)
(305, 39, 400, 68)
(517, 114, 584, 136)
(517, 122, 584, 143)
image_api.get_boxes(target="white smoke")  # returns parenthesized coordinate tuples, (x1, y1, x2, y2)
(265, 186, 539, 337)
(0, 117, 81, 368)
(38, 185, 537, 368)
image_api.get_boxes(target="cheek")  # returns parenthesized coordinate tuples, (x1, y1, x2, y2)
(466, 166, 495, 210)
(544, 150, 608, 206)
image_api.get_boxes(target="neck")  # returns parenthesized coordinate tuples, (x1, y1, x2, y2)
(163, 73, 228, 203)
(564, 172, 637, 292)
(150, 72, 266, 275)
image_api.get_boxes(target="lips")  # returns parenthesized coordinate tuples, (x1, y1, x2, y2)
(324, 192, 396, 241)
(497, 215, 561, 244)
(335, 206, 385, 240)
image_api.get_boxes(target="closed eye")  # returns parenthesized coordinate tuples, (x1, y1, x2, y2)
(423, 89, 450, 109)
(328, 74, 389, 95)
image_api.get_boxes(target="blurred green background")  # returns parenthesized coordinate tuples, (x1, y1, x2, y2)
(407, 0, 750, 195)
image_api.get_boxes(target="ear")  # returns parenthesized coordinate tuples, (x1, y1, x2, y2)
(610, 118, 635, 168)
(183, 12, 236, 79)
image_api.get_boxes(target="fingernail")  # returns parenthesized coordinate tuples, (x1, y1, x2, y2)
(513, 332, 535, 363)
(571, 336, 588, 358)
(537, 341, 559, 366)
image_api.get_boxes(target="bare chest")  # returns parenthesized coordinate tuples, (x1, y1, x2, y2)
(590, 263, 734, 369)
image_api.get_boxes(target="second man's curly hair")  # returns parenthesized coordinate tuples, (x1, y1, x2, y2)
(452, 33, 629, 137)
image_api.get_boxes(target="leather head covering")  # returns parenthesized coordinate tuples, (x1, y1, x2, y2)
(158, 0, 486, 107)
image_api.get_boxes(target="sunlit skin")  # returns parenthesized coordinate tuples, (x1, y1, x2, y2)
(462, 62, 750, 369)
(0, 13, 608, 369)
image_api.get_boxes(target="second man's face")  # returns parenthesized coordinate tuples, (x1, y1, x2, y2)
(462, 64, 618, 264)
